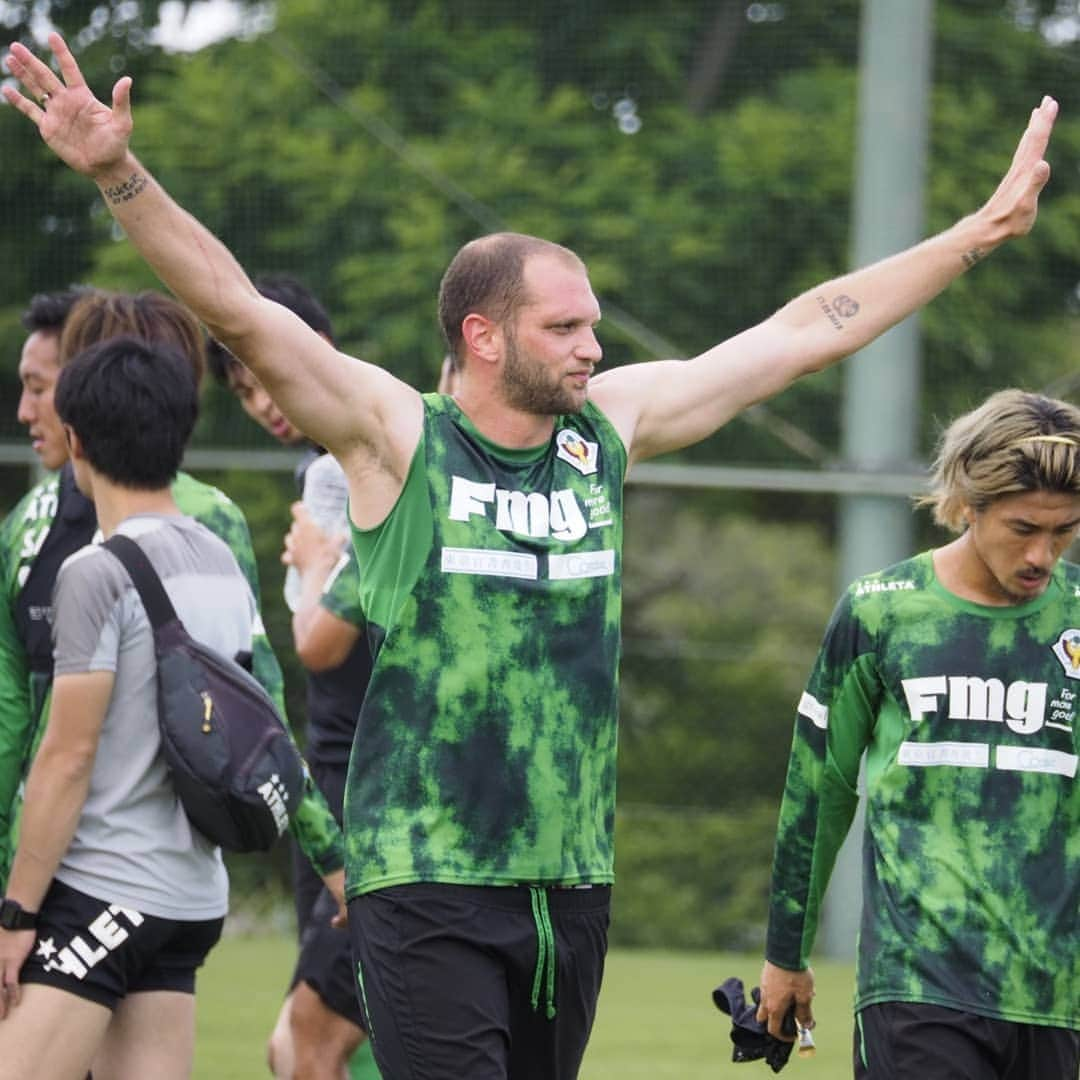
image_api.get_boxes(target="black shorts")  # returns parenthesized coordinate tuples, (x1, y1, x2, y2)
(349, 882, 611, 1080)
(854, 1001, 1080, 1080)
(19, 879, 224, 1011)
(289, 887, 366, 1031)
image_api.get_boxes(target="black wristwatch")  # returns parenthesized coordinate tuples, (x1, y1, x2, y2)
(0, 898, 37, 931)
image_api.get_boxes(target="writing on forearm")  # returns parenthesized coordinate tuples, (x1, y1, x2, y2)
(961, 247, 985, 269)
(816, 294, 860, 331)
(102, 172, 147, 205)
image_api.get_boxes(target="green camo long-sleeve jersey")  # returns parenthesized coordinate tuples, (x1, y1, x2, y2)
(0, 466, 343, 884)
(766, 550, 1078, 1030)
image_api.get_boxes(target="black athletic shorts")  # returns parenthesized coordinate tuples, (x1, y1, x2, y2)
(854, 1001, 1080, 1080)
(289, 886, 366, 1031)
(19, 879, 224, 1010)
(349, 882, 611, 1080)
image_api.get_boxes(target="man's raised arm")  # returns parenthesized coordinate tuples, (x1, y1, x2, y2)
(591, 96, 1057, 465)
(3, 33, 420, 520)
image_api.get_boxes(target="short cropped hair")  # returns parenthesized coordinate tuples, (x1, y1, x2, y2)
(55, 336, 198, 490)
(918, 389, 1080, 532)
(20, 286, 96, 334)
(437, 232, 584, 369)
(58, 290, 208, 388)
(207, 274, 335, 385)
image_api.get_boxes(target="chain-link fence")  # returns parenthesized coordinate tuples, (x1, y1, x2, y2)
(3, 0, 1080, 946)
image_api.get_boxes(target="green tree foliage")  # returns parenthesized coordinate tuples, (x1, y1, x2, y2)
(5, 1, 1080, 445)
(609, 802, 779, 949)
(4, 1, 1080, 944)
(0, 1, 240, 414)
(0, 0, 260, 49)
(1, 1, 156, 45)
(619, 492, 835, 807)
(48, 0, 1079, 458)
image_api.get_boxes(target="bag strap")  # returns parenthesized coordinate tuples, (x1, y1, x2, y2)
(102, 533, 180, 631)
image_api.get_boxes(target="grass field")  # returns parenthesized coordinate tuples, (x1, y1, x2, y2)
(194, 931, 855, 1078)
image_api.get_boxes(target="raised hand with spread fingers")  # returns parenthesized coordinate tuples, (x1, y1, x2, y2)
(4, 32, 134, 184)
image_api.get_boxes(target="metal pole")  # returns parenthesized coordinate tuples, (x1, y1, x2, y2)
(821, 0, 934, 961)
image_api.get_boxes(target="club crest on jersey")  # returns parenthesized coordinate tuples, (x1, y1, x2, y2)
(556, 429, 599, 476)
(1051, 628, 1080, 678)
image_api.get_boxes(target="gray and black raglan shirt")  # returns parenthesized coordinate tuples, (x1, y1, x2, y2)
(50, 514, 255, 920)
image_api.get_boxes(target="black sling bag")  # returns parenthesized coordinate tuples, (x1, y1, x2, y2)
(103, 533, 306, 852)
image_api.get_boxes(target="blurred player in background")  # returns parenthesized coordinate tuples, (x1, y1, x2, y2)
(208, 277, 373, 1080)
(2, 289, 345, 914)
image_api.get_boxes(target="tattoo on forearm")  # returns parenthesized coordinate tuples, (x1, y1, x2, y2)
(816, 294, 860, 331)
(833, 294, 859, 318)
(102, 172, 148, 205)
(962, 247, 985, 269)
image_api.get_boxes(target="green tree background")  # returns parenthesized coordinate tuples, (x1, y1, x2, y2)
(2, 0, 1079, 946)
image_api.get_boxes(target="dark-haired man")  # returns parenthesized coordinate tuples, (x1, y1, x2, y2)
(208, 275, 334, 450)
(0, 337, 258, 1077)
(209, 276, 373, 1080)
(3, 33, 1058, 1077)
(1, 287, 93, 877)
(15, 286, 94, 472)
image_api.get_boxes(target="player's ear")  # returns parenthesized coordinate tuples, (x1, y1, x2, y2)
(461, 313, 501, 367)
(63, 423, 84, 460)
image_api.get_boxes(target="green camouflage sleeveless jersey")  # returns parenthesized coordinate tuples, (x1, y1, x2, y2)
(766, 550, 1079, 1030)
(345, 394, 627, 897)
(0, 470, 342, 884)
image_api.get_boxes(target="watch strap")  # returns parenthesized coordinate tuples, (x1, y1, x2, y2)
(0, 898, 37, 931)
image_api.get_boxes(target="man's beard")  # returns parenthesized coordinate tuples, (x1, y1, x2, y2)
(501, 331, 586, 416)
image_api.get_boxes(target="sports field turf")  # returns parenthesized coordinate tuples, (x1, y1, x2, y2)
(194, 932, 855, 1078)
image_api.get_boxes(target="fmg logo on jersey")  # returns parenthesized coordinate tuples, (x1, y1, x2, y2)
(448, 476, 588, 541)
(902, 675, 1048, 734)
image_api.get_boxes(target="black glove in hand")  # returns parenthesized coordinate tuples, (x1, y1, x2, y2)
(712, 977, 795, 1074)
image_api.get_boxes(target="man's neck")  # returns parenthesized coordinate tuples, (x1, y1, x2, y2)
(92, 478, 181, 538)
(931, 536, 1019, 607)
(452, 388, 558, 450)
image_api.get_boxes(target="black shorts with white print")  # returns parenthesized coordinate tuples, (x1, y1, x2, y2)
(19, 879, 223, 1010)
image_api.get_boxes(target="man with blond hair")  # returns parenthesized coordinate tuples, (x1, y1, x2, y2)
(759, 389, 1080, 1079)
